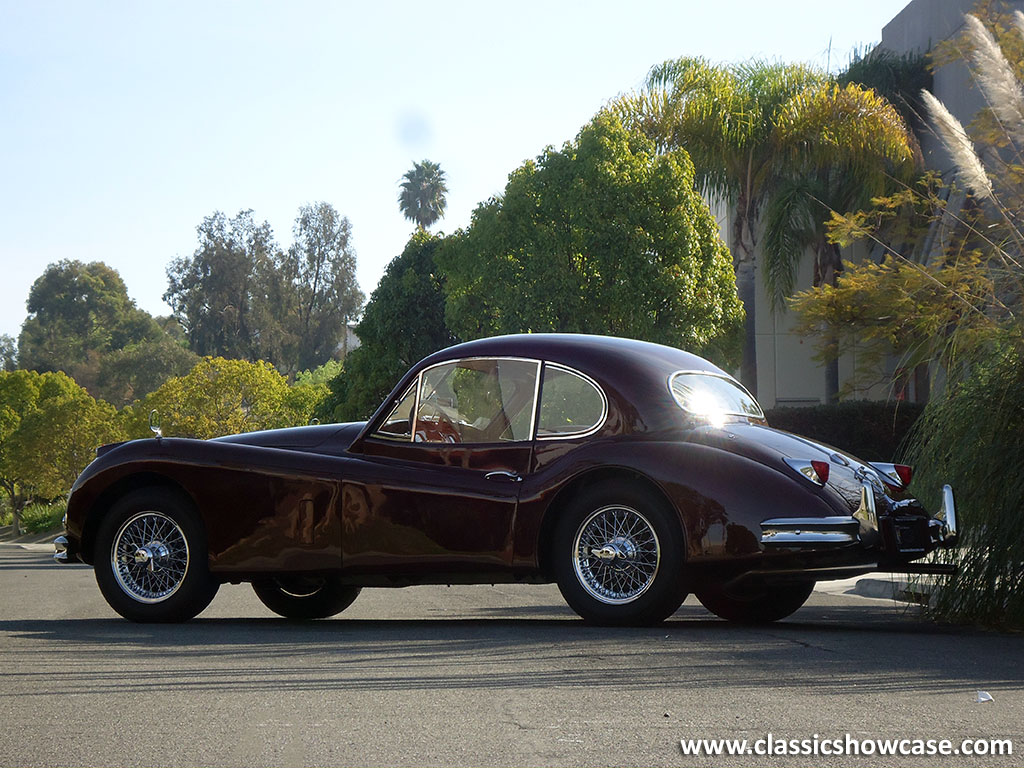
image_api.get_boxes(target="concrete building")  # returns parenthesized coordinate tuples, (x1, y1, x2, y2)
(746, 0, 1023, 409)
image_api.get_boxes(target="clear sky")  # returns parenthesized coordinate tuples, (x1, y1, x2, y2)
(0, 0, 914, 342)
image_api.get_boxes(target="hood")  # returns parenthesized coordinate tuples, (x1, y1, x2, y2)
(213, 422, 366, 455)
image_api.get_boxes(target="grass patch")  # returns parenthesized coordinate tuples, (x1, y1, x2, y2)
(0, 498, 66, 534)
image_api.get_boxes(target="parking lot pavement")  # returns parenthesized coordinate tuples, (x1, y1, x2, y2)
(2, 544, 1022, 767)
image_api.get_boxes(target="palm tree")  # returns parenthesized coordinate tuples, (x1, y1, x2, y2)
(614, 61, 915, 401)
(762, 83, 916, 402)
(613, 59, 829, 396)
(399, 160, 448, 230)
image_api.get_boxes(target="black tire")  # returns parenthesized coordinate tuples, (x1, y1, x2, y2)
(552, 480, 688, 626)
(695, 579, 814, 624)
(94, 487, 219, 623)
(252, 574, 361, 619)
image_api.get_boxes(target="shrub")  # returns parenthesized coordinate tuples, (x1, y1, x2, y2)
(765, 400, 924, 462)
(908, 349, 1024, 629)
(19, 500, 67, 534)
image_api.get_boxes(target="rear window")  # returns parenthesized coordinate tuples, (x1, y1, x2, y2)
(669, 372, 763, 425)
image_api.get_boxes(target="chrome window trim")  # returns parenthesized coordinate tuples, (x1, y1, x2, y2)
(370, 382, 419, 442)
(667, 369, 765, 420)
(411, 356, 542, 445)
(535, 362, 609, 441)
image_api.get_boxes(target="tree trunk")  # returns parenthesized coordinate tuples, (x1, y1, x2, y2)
(736, 259, 758, 397)
(825, 342, 840, 405)
(820, 241, 843, 405)
(10, 493, 27, 536)
(732, 197, 758, 397)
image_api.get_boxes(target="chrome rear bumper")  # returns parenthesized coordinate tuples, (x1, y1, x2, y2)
(761, 483, 958, 552)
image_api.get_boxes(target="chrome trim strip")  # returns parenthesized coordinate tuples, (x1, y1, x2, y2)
(761, 530, 858, 545)
(760, 516, 861, 547)
(761, 516, 861, 530)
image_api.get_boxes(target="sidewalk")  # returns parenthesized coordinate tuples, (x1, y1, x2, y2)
(815, 573, 934, 603)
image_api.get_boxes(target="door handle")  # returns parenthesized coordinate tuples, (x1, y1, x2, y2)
(484, 470, 523, 483)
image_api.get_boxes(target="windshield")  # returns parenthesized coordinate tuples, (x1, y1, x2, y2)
(669, 372, 764, 426)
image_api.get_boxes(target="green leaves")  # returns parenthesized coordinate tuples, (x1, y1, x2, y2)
(126, 357, 318, 440)
(0, 370, 124, 528)
(317, 232, 457, 422)
(399, 160, 448, 230)
(436, 114, 743, 366)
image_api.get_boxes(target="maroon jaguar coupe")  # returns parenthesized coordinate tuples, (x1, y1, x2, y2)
(55, 334, 958, 625)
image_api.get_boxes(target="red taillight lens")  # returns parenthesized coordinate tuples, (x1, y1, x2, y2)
(894, 464, 913, 487)
(810, 460, 830, 485)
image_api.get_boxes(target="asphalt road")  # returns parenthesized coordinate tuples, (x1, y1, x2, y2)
(0, 543, 1021, 768)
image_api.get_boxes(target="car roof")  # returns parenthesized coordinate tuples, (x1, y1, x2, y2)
(418, 333, 726, 381)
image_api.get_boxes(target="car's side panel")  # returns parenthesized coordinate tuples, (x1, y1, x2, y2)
(341, 438, 531, 576)
(67, 438, 347, 575)
(513, 436, 849, 573)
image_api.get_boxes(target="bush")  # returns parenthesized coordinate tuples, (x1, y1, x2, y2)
(19, 500, 66, 534)
(908, 349, 1024, 629)
(766, 400, 925, 462)
(1, 499, 66, 534)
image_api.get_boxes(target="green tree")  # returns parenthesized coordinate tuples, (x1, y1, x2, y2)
(839, 47, 932, 138)
(95, 336, 199, 406)
(0, 335, 16, 371)
(436, 114, 743, 364)
(165, 210, 282, 362)
(127, 357, 320, 440)
(0, 370, 123, 532)
(761, 82, 916, 401)
(318, 232, 457, 422)
(399, 160, 448, 230)
(17, 260, 164, 395)
(283, 202, 364, 372)
(613, 59, 829, 393)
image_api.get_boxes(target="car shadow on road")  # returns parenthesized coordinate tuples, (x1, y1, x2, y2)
(2, 604, 1021, 701)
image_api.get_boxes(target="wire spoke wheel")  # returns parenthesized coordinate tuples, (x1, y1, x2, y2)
(111, 511, 190, 603)
(573, 505, 660, 604)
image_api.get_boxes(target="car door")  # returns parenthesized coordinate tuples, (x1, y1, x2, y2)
(342, 357, 539, 577)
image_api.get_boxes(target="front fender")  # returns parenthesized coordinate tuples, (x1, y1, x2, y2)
(66, 437, 349, 573)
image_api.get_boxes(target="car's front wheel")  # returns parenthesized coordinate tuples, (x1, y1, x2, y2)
(552, 480, 688, 626)
(252, 575, 361, 619)
(94, 487, 219, 623)
(695, 579, 814, 624)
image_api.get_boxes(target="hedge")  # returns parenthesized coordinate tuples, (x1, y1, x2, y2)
(765, 400, 925, 463)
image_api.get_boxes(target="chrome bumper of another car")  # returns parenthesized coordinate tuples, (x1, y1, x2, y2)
(761, 482, 958, 554)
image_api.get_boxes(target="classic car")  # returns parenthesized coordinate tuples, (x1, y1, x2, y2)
(54, 333, 959, 625)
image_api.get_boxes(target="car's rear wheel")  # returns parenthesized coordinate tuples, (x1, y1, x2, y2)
(552, 480, 688, 626)
(94, 487, 219, 623)
(252, 575, 361, 619)
(695, 579, 814, 624)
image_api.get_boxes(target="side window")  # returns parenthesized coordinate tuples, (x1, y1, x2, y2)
(414, 358, 538, 443)
(537, 364, 606, 438)
(373, 384, 417, 440)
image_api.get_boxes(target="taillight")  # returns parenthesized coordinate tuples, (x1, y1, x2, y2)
(894, 464, 913, 486)
(784, 458, 830, 486)
(869, 462, 913, 491)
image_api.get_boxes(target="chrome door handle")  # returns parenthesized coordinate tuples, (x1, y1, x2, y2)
(484, 470, 523, 483)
